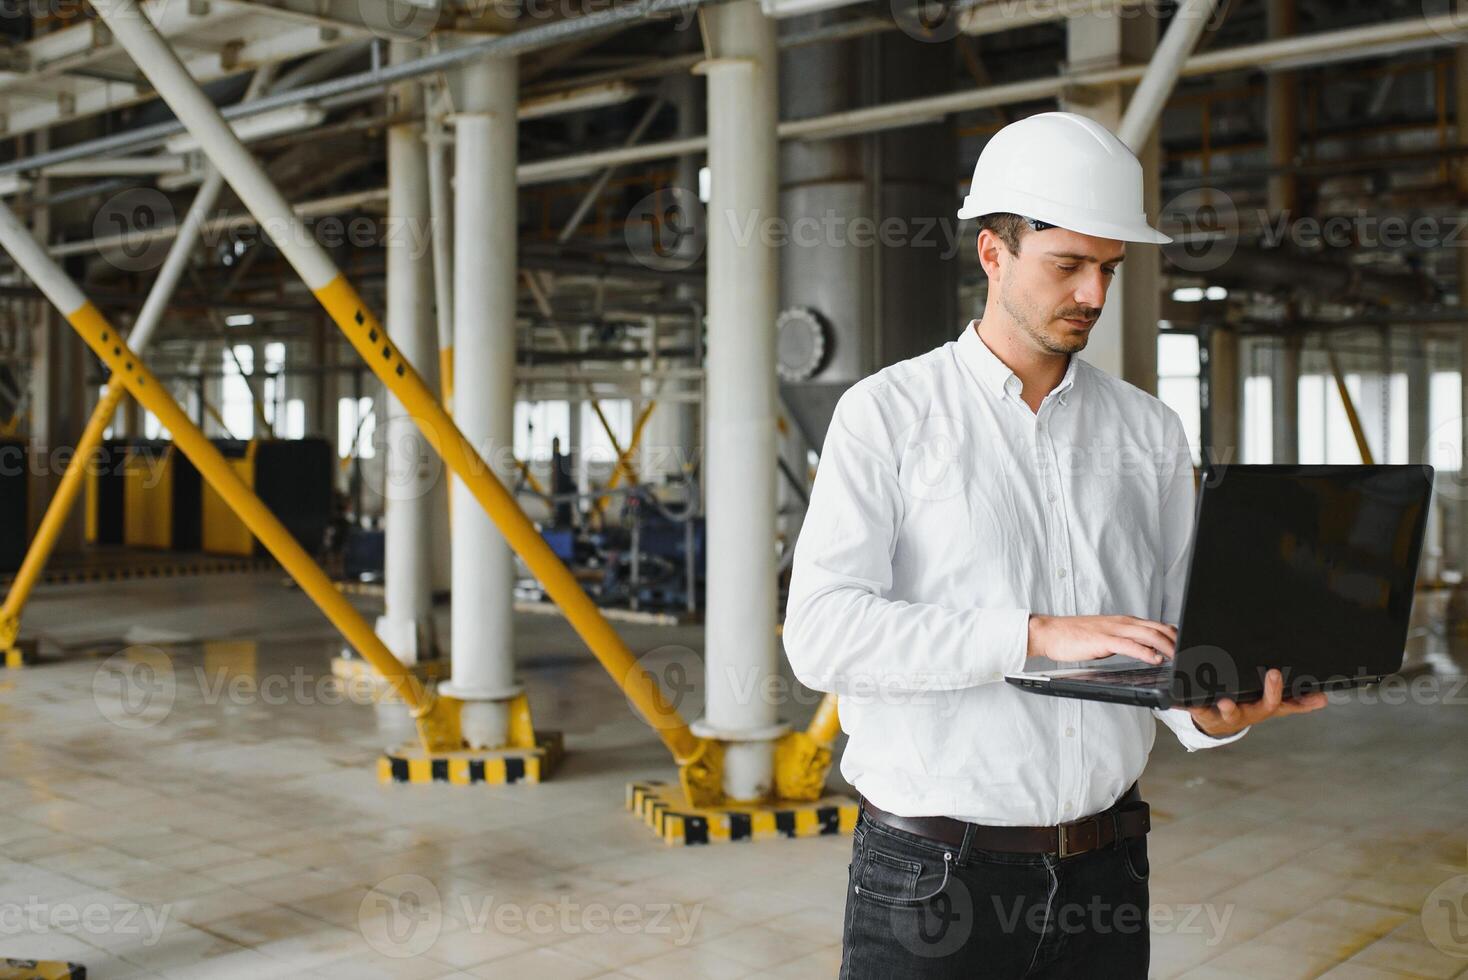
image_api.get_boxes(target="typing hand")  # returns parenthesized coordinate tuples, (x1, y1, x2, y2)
(1186, 668, 1328, 738)
(1026, 615, 1176, 665)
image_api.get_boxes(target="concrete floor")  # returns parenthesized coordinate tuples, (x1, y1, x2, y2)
(1, 572, 1466, 978)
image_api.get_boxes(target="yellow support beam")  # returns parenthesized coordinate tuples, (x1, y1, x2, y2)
(84, 0, 714, 801)
(0, 385, 126, 651)
(1326, 348, 1376, 466)
(66, 300, 458, 750)
(590, 398, 656, 517)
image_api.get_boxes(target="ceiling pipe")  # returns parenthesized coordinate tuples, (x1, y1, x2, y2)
(1, 0, 734, 177)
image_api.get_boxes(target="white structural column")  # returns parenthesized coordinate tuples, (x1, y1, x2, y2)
(640, 71, 703, 489)
(1267, 0, 1300, 464)
(425, 81, 455, 596)
(693, 0, 784, 802)
(376, 42, 441, 666)
(439, 52, 522, 749)
(1457, 1, 1468, 584)
(1063, 8, 1161, 390)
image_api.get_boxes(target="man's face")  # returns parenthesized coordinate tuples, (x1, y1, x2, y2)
(991, 227, 1126, 355)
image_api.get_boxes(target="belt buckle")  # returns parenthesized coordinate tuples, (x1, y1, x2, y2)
(1057, 817, 1096, 858)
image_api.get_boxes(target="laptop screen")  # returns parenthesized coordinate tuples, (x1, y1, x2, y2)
(1172, 465, 1433, 702)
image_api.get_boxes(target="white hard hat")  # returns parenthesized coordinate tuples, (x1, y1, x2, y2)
(957, 111, 1171, 245)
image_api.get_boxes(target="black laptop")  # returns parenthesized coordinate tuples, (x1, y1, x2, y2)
(1005, 464, 1434, 709)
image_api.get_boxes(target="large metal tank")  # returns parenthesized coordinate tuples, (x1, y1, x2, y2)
(777, 21, 958, 450)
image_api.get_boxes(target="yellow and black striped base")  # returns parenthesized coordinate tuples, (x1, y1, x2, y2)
(627, 780, 858, 846)
(378, 732, 563, 785)
(0, 960, 85, 980)
(3, 556, 273, 588)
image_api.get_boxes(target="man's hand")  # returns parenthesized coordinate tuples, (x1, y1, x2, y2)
(1186, 668, 1328, 738)
(1027, 614, 1176, 665)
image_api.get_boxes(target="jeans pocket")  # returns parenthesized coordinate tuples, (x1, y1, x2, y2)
(855, 846, 924, 908)
(1121, 834, 1150, 883)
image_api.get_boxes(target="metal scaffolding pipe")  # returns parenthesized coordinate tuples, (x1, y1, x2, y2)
(7, 0, 731, 177)
(375, 41, 441, 668)
(1117, 0, 1219, 152)
(692, 0, 784, 803)
(87, 0, 707, 771)
(7, 8, 1466, 185)
(440, 53, 523, 750)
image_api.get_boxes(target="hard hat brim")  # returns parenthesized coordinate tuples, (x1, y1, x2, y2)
(957, 196, 1173, 245)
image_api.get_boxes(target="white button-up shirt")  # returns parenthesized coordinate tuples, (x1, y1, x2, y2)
(784, 319, 1246, 826)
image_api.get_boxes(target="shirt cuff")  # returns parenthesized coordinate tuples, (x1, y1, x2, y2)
(1159, 707, 1250, 751)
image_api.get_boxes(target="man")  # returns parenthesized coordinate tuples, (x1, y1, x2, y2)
(782, 111, 1328, 978)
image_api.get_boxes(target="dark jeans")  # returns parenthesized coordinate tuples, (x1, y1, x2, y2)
(839, 808, 1150, 979)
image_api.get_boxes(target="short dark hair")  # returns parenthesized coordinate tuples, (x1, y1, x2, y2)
(978, 212, 1032, 256)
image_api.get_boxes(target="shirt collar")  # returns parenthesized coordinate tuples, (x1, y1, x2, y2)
(956, 319, 1079, 406)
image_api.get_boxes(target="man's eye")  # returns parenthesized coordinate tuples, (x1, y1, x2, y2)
(1057, 265, 1077, 274)
(1102, 267, 1117, 277)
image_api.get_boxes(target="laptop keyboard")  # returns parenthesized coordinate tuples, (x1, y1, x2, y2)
(1064, 666, 1171, 687)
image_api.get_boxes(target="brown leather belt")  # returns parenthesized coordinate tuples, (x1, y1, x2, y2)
(859, 783, 1150, 860)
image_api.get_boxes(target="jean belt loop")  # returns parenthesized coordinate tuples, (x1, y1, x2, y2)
(957, 820, 976, 867)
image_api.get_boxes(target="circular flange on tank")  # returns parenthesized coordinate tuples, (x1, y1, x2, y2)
(775, 306, 830, 382)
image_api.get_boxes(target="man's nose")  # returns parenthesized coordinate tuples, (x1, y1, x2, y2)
(1075, 267, 1109, 308)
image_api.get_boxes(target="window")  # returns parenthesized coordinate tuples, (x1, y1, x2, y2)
(580, 400, 632, 470)
(1429, 371, 1462, 472)
(513, 401, 571, 461)
(338, 396, 375, 458)
(1242, 375, 1273, 464)
(221, 345, 255, 439)
(1156, 332, 1201, 466)
(284, 399, 305, 440)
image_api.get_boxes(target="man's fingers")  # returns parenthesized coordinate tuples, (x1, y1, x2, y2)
(1112, 638, 1165, 664)
(1260, 669, 1284, 711)
(1277, 693, 1329, 714)
(1109, 622, 1176, 659)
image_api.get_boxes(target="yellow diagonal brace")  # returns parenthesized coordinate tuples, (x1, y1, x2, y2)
(515, 457, 547, 496)
(1326, 348, 1376, 466)
(590, 399, 655, 517)
(312, 277, 703, 766)
(62, 300, 458, 752)
(82, 0, 707, 784)
(0, 384, 125, 651)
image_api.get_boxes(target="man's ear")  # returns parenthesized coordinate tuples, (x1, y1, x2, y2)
(976, 229, 1003, 282)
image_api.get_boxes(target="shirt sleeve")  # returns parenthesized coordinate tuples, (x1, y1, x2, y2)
(1150, 408, 1250, 751)
(782, 383, 1030, 696)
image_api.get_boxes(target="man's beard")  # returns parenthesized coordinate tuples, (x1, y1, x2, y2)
(1000, 285, 1090, 355)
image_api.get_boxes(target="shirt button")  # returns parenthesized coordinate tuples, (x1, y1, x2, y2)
(1057, 568, 1067, 579)
(1047, 492, 1056, 503)
(1065, 727, 1075, 737)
